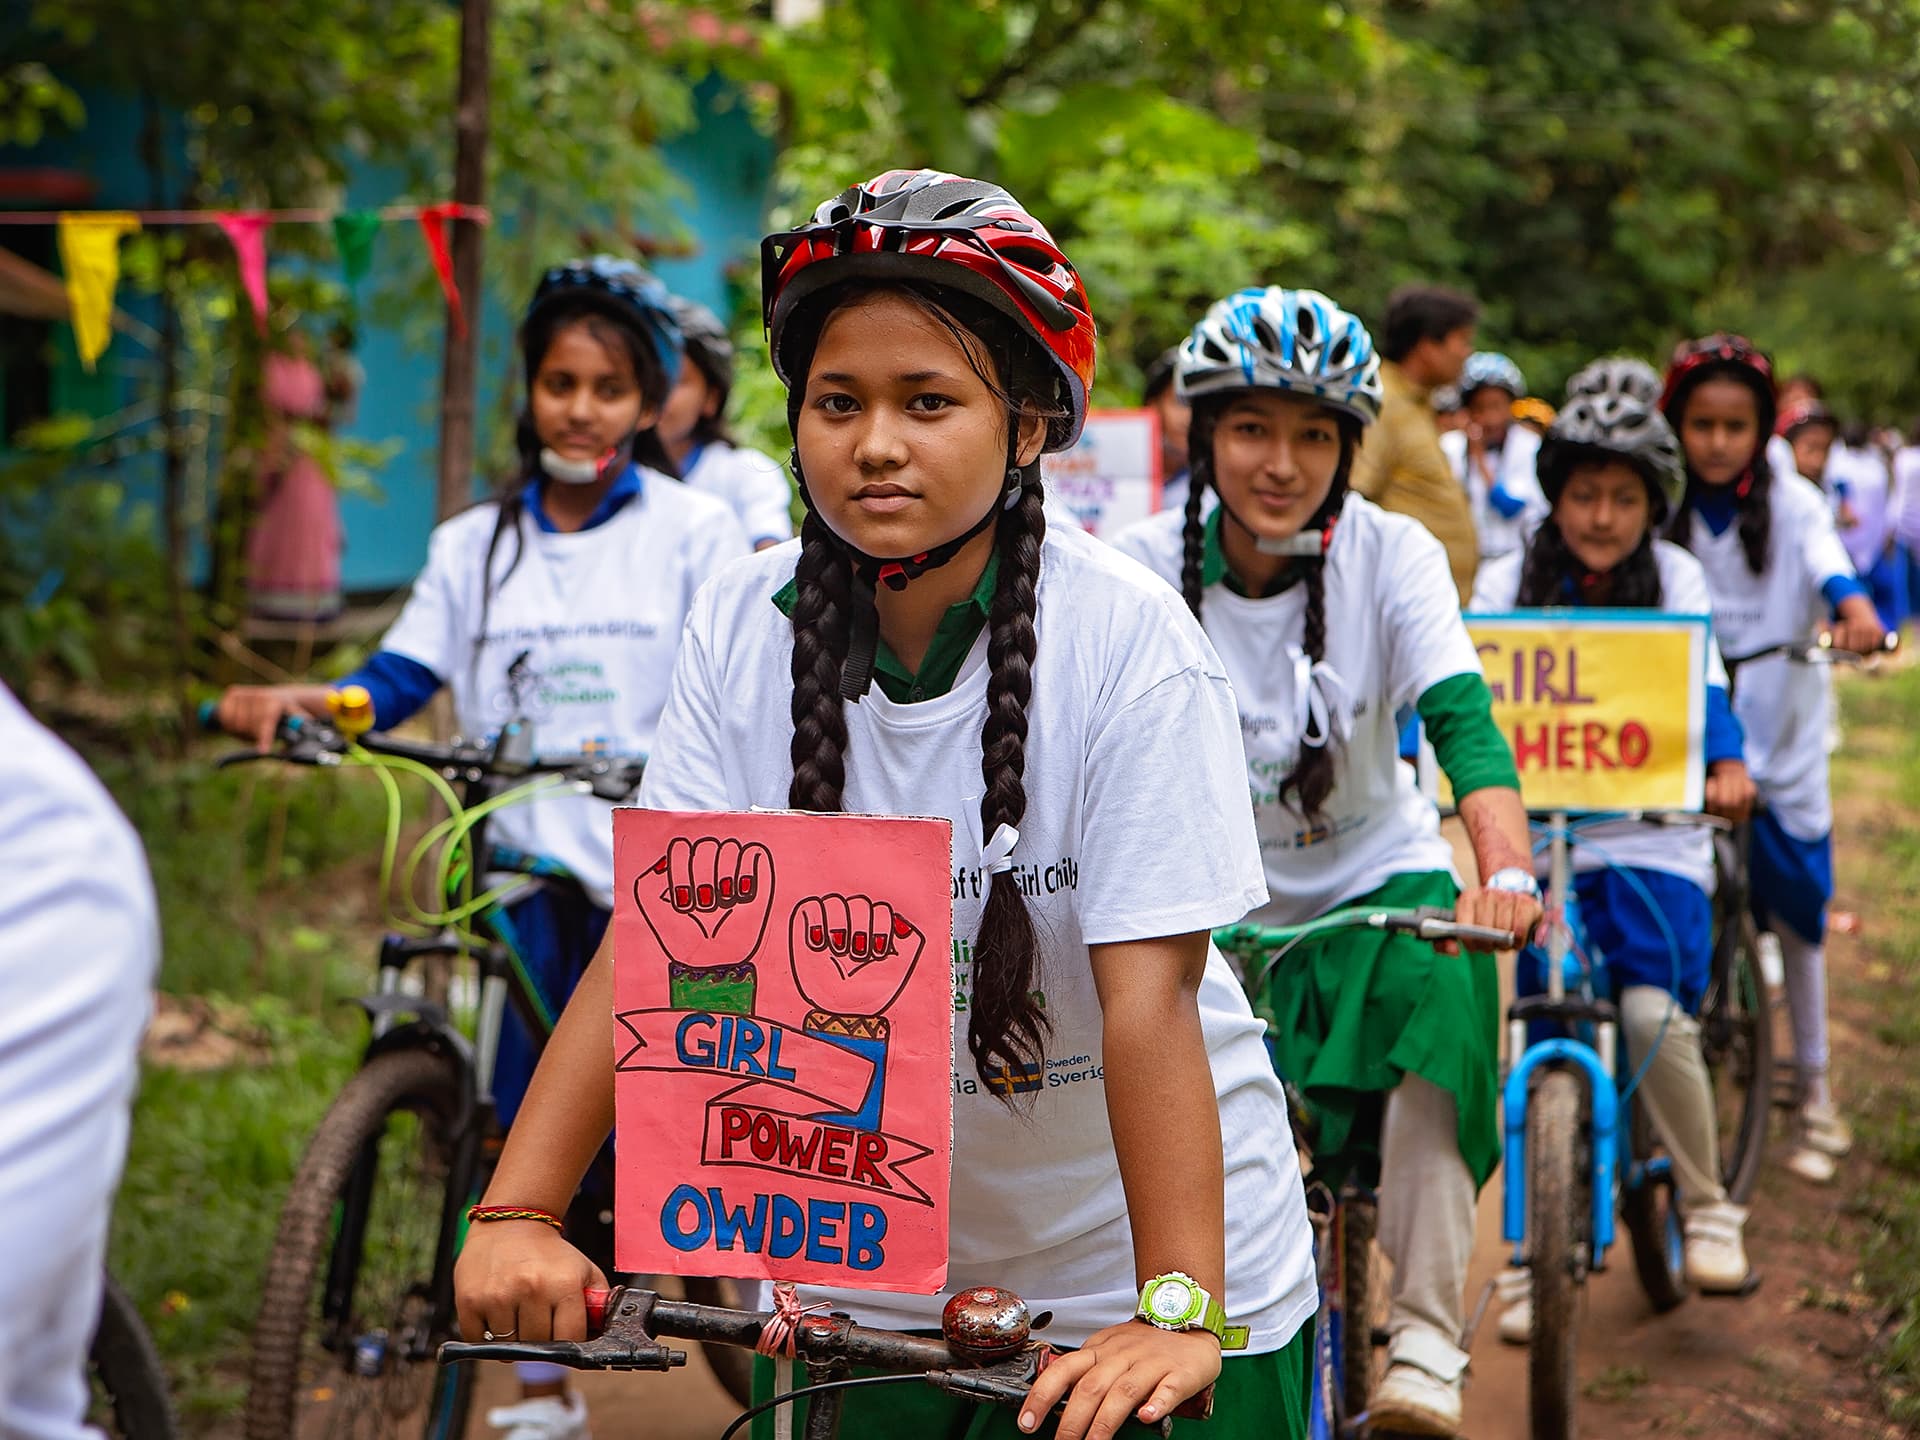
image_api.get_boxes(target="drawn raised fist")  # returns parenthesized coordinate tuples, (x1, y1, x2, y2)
(788, 894, 924, 1019)
(633, 836, 776, 975)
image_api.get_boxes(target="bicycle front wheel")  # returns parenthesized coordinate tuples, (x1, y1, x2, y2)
(1703, 912, 1772, 1203)
(1527, 1067, 1589, 1440)
(245, 1046, 473, 1440)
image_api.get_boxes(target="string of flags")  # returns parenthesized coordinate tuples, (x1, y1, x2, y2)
(7, 202, 491, 371)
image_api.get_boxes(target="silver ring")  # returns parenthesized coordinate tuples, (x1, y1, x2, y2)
(482, 1327, 516, 1341)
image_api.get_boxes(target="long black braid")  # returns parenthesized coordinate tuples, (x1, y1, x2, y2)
(782, 285, 1056, 1103)
(1179, 404, 1362, 822)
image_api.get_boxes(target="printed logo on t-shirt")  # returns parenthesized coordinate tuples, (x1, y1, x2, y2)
(490, 652, 624, 720)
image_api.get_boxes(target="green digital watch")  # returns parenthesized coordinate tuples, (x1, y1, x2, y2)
(1135, 1272, 1250, 1350)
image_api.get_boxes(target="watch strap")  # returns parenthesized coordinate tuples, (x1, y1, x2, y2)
(1138, 1275, 1250, 1350)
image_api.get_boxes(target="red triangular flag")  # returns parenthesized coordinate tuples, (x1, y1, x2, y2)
(416, 202, 467, 340)
(215, 213, 270, 335)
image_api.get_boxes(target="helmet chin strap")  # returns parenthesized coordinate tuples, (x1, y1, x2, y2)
(793, 445, 1030, 701)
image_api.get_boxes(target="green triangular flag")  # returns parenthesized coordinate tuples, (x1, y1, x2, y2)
(332, 210, 382, 285)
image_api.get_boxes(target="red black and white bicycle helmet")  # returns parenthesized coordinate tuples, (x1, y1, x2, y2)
(762, 169, 1096, 450)
(1660, 332, 1776, 440)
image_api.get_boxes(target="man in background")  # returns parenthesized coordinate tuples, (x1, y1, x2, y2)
(1353, 285, 1482, 601)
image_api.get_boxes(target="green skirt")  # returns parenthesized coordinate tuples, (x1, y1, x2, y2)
(1261, 870, 1501, 1188)
(747, 1320, 1311, 1439)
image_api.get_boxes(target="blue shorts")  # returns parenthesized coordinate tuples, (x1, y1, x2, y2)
(1517, 866, 1712, 1015)
(488, 885, 612, 1128)
(1748, 810, 1832, 944)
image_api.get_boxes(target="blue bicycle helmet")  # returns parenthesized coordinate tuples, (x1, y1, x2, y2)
(1176, 286, 1383, 424)
(525, 256, 683, 386)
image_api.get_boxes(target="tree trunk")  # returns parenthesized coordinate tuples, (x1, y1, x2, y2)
(435, 0, 492, 522)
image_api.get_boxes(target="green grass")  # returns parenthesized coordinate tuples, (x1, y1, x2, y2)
(1582, 1363, 1649, 1403)
(1830, 665, 1920, 1426)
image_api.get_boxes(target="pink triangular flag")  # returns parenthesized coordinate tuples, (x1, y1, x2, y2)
(215, 213, 270, 335)
(416, 202, 467, 340)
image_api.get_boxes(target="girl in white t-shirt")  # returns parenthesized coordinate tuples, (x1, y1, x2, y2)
(454, 173, 1317, 1440)
(218, 257, 748, 1440)
(1659, 334, 1885, 1186)
(1112, 288, 1542, 1439)
(658, 295, 796, 549)
(1472, 360, 1759, 1336)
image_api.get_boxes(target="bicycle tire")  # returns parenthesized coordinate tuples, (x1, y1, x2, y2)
(1337, 1192, 1378, 1424)
(682, 1275, 755, 1409)
(1527, 1067, 1587, 1440)
(1619, 1096, 1688, 1314)
(1703, 912, 1772, 1203)
(245, 1047, 466, 1440)
(90, 1273, 178, 1440)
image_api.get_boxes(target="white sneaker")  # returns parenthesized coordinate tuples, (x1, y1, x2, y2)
(1801, 1101, 1854, 1158)
(1494, 1266, 1532, 1346)
(1784, 1141, 1838, 1184)
(1369, 1361, 1463, 1436)
(487, 1393, 590, 1440)
(1683, 1201, 1751, 1294)
(1755, 930, 1785, 993)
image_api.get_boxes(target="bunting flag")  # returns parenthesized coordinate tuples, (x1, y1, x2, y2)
(416, 201, 467, 340)
(331, 210, 382, 286)
(55, 212, 141, 372)
(215, 213, 271, 334)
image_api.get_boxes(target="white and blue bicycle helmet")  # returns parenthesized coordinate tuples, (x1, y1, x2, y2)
(1460, 350, 1526, 399)
(1176, 287, 1383, 425)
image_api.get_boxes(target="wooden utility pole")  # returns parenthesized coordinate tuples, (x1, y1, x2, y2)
(435, 0, 492, 521)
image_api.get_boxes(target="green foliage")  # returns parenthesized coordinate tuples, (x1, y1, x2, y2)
(0, 59, 83, 146)
(740, 0, 1920, 417)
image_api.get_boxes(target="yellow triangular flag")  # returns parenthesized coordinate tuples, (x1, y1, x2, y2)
(56, 212, 141, 372)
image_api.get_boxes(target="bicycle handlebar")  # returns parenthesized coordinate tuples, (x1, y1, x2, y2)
(209, 709, 645, 802)
(439, 1285, 1198, 1430)
(1215, 905, 1521, 956)
(1722, 629, 1900, 672)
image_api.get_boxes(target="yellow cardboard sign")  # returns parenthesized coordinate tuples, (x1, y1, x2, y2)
(1459, 610, 1709, 813)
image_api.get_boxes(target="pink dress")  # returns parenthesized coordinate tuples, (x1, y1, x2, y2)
(246, 352, 343, 620)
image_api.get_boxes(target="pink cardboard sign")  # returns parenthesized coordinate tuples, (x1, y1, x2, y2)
(612, 808, 954, 1293)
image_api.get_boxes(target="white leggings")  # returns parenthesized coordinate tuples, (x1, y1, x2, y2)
(1769, 916, 1833, 1104)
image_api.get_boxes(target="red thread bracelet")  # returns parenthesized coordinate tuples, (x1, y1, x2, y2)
(467, 1205, 564, 1230)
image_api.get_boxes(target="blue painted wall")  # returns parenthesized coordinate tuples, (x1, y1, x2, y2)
(3, 75, 774, 591)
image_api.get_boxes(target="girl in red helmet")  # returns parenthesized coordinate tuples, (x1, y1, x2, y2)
(1661, 334, 1884, 1186)
(454, 172, 1318, 1439)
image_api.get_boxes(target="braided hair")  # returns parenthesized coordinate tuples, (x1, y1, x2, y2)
(783, 281, 1057, 1102)
(475, 303, 681, 662)
(1663, 365, 1773, 577)
(1179, 400, 1363, 821)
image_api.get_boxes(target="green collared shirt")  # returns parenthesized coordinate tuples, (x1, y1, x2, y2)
(771, 550, 999, 704)
(1201, 508, 1307, 600)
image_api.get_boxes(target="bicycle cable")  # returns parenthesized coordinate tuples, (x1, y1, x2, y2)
(1527, 820, 1686, 1105)
(715, 1372, 935, 1440)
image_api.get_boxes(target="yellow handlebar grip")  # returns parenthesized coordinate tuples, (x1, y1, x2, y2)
(329, 684, 376, 738)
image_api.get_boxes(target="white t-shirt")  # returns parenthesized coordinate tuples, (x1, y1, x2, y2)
(1679, 473, 1856, 841)
(1826, 442, 1893, 578)
(1471, 541, 1726, 892)
(680, 441, 795, 547)
(1113, 494, 1482, 922)
(382, 472, 750, 905)
(1442, 424, 1545, 562)
(0, 685, 157, 1440)
(637, 523, 1312, 1352)
(1894, 446, 1920, 549)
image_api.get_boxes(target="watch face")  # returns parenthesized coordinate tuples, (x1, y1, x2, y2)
(1146, 1279, 1198, 1324)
